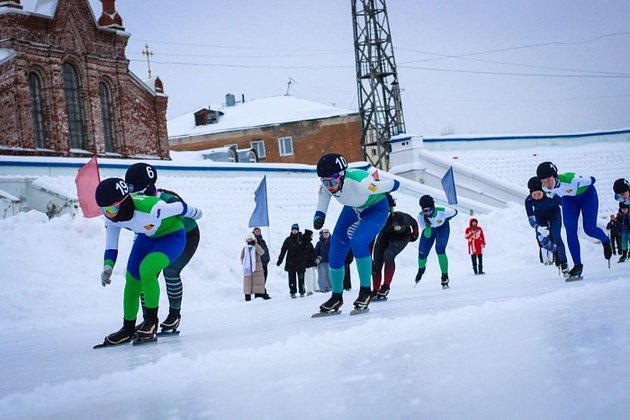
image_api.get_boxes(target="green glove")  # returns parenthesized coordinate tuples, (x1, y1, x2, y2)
(423, 226, 432, 238)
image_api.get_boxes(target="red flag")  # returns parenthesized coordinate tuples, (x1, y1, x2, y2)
(75, 155, 101, 218)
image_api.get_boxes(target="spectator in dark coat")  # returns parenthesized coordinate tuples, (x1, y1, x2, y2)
(277, 223, 307, 298)
(315, 229, 332, 292)
(252, 227, 271, 299)
(606, 215, 621, 256)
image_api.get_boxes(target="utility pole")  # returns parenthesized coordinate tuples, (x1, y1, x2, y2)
(142, 43, 154, 79)
(352, 0, 406, 170)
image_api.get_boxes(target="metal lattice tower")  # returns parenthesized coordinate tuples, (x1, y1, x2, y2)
(352, 0, 405, 170)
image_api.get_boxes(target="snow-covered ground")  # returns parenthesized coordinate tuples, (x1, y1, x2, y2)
(1, 143, 629, 419)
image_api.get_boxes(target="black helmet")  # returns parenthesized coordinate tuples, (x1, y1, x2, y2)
(536, 162, 558, 180)
(527, 176, 543, 193)
(125, 163, 158, 193)
(613, 178, 629, 195)
(95, 178, 129, 206)
(620, 201, 629, 210)
(317, 153, 348, 177)
(419, 194, 435, 209)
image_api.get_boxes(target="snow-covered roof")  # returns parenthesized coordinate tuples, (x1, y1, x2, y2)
(168, 95, 358, 139)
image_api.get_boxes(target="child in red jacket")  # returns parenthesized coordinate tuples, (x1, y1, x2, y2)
(465, 218, 486, 275)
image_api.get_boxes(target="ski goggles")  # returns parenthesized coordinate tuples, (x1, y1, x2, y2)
(321, 172, 344, 188)
(422, 207, 434, 214)
(129, 183, 156, 197)
(100, 197, 127, 218)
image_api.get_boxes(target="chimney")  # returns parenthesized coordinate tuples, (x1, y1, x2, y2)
(226, 93, 235, 107)
(0, 1, 23, 10)
(97, 0, 124, 30)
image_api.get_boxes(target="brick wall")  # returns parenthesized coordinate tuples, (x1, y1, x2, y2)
(169, 115, 364, 165)
(0, 0, 169, 159)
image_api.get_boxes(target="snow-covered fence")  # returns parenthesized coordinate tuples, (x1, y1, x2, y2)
(422, 127, 630, 151)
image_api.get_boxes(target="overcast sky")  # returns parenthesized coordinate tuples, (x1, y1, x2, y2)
(89, 0, 629, 136)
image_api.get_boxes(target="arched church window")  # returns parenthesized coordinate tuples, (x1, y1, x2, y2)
(63, 62, 86, 149)
(28, 72, 47, 149)
(99, 82, 116, 153)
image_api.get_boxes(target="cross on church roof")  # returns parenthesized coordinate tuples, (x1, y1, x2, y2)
(142, 44, 154, 79)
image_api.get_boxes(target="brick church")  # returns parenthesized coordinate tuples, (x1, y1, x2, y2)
(0, 0, 169, 159)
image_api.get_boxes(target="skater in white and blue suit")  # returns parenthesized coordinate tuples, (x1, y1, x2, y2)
(313, 153, 399, 313)
(536, 162, 612, 278)
(414, 195, 458, 288)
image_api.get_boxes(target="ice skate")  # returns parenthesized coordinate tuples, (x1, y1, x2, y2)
(565, 264, 583, 281)
(94, 320, 135, 349)
(373, 284, 390, 301)
(441, 273, 450, 289)
(319, 293, 343, 313)
(159, 311, 181, 333)
(414, 267, 425, 286)
(603, 243, 612, 261)
(312, 293, 343, 318)
(134, 315, 158, 345)
(353, 287, 372, 309)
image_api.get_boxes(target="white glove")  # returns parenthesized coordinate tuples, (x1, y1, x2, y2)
(101, 266, 113, 287)
(536, 226, 549, 238)
(183, 205, 203, 220)
(315, 256, 322, 264)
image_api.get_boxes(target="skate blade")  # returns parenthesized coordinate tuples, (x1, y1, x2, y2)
(93, 340, 131, 349)
(157, 330, 180, 337)
(349, 308, 369, 315)
(132, 336, 158, 346)
(372, 296, 388, 302)
(565, 276, 584, 282)
(442, 285, 450, 289)
(311, 310, 342, 318)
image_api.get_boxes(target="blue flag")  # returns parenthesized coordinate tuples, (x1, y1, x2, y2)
(248, 176, 269, 227)
(441, 166, 458, 205)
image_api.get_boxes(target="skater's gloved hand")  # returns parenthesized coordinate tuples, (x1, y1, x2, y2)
(315, 256, 322, 264)
(313, 211, 326, 230)
(101, 265, 113, 287)
(423, 226, 432, 238)
(183, 205, 203, 220)
(536, 226, 549, 237)
(276, 259, 282, 266)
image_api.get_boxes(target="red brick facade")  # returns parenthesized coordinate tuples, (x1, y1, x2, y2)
(0, 0, 169, 159)
(169, 115, 364, 165)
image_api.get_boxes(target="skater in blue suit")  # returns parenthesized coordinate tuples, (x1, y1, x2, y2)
(536, 162, 612, 278)
(313, 153, 400, 314)
(524, 176, 568, 274)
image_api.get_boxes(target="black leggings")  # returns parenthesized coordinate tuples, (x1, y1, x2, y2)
(470, 254, 483, 273)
